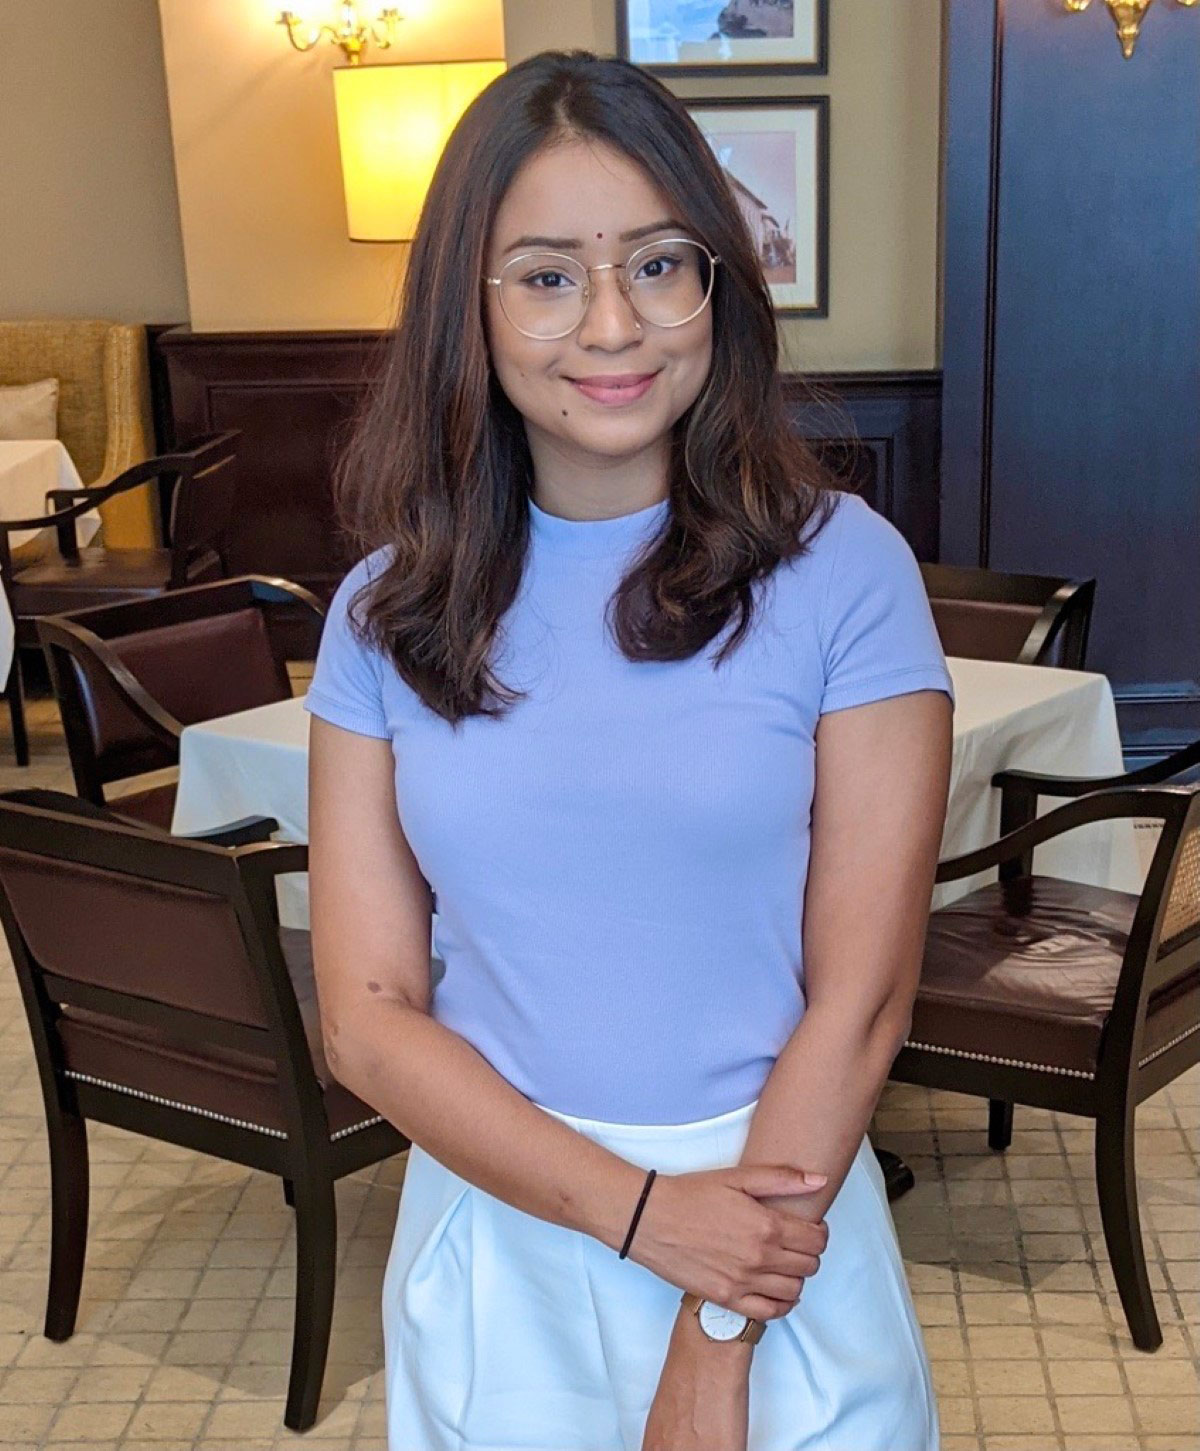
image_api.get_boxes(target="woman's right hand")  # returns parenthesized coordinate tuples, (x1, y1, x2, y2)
(626, 1165, 830, 1321)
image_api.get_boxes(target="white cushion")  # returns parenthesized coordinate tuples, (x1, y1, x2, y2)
(0, 377, 59, 441)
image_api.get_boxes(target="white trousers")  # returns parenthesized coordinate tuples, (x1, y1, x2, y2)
(382, 1097, 939, 1451)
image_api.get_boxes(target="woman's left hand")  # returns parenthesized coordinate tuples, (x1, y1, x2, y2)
(640, 1316, 752, 1451)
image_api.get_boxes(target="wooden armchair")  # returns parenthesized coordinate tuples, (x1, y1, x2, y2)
(37, 575, 325, 829)
(891, 782, 1200, 1351)
(0, 431, 239, 766)
(920, 563, 1096, 669)
(0, 790, 410, 1431)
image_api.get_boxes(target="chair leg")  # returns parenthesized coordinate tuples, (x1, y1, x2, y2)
(5, 652, 29, 768)
(1095, 1107, 1161, 1351)
(44, 1110, 88, 1341)
(285, 1173, 337, 1431)
(988, 1099, 1014, 1151)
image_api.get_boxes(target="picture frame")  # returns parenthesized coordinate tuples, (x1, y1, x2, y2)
(685, 95, 829, 317)
(616, 0, 828, 78)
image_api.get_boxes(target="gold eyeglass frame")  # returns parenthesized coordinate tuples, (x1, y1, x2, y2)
(484, 237, 721, 340)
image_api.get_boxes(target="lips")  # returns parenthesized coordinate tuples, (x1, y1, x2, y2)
(567, 372, 660, 406)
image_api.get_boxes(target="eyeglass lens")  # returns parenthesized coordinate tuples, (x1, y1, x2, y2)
(497, 240, 713, 339)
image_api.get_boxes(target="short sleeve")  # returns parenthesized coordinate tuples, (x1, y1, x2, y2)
(819, 492, 955, 715)
(304, 551, 392, 739)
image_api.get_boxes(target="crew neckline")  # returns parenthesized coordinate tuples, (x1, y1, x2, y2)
(528, 493, 671, 559)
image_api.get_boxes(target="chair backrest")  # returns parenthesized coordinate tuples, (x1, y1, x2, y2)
(38, 576, 324, 803)
(165, 432, 240, 585)
(0, 320, 150, 484)
(921, 563, 1095, 669)
(0, 794, 321, 1134)
(1100, 787, 1200, 1081)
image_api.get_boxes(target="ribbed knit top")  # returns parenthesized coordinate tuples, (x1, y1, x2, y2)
(306, 489, 954, 1123)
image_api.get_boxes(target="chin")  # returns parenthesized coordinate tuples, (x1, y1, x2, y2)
(555, 416, 668, 459)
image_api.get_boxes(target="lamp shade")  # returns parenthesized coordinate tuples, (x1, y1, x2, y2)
(333, 60, 505, 242)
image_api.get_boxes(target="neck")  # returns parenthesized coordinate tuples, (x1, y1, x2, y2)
(527, 427, 670, 521)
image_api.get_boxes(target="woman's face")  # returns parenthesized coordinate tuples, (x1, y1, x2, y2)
(483, 138, 714, 480)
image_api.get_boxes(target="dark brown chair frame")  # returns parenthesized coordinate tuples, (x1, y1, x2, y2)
(0, 431, 241, 767)
(892, 782, 1200, 1351)
(37, 575, 325, 812)
(920, 562, 1096, 670)
(0, 794, 408, 1430)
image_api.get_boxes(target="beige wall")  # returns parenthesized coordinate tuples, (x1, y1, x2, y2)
(505, 0, 942, 371)
(8, 0, 938, 362)
(158, 0, 506, 332)
(0, 0, 188, 323)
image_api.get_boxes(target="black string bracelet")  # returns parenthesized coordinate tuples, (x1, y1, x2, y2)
(618, 1168, 657, 1260)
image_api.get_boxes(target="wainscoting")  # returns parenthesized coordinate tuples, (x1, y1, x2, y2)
(156, 327, 943, 588)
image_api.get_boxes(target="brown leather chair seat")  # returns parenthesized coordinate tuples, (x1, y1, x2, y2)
(11, 546, 222, 619)
(55, 928, 379, 1139)
(913, 875, 1200, 1077)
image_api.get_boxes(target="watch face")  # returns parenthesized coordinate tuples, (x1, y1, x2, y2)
(697, 1300, 749, 1342)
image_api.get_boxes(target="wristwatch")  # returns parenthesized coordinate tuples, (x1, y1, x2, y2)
(680, 1291, 766, 1345)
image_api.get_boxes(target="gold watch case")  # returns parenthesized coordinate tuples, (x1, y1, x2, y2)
(680, 1290, 767, 1345)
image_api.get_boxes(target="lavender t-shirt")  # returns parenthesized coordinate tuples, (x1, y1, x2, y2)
(305, 489, 954, 1124)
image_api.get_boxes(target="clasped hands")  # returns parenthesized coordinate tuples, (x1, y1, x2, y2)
(626, 1161, 830, 1451)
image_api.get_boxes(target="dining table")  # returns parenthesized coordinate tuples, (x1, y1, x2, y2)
(0, 440, 102, 684)
(172, 654, 1144, 931)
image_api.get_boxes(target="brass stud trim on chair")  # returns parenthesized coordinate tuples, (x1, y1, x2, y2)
(331, 1114, 385, 1140)
(62, 1069, 385, 1143)
(1137, 1019, 1200, 1069)
(903, 1040, 1095, 1079)
(62, 1069, 289, 1137)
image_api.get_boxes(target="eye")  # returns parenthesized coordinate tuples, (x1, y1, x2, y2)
(522, 268, 579, 292)
(633, 251, 683, 282)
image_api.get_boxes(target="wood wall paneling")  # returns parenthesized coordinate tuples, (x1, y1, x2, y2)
(155, 331, 943, 598)
(158, 329, 385, 597)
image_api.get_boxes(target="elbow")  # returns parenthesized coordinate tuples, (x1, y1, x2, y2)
(869, 995, 915, 1064)
(319, 1010, 374, 1095)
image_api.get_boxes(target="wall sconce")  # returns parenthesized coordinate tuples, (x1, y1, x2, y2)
(1064, 0, 1198, 59)
(333, 60, 506, 241)
(278, 3, 402, 65)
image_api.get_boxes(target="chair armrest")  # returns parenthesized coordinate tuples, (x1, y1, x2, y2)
(236, 839, 309, 877)
(935, 783, 1186, 885)
(174, 815, 280, 847)
(993, 735, 1200, 799)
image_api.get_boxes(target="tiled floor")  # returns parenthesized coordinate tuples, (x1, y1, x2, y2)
(0, 685, 1196, 1450)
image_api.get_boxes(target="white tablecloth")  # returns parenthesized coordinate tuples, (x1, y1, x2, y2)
(172, 657, 1143, 930)
(0, 440, 102, 551)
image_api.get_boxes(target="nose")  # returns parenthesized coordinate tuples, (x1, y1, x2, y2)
(575, 266, 643, 351)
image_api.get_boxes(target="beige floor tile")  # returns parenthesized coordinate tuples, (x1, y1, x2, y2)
(976, 1394, 1057, 1434)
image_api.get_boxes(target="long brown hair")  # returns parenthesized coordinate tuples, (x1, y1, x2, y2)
(335, 49, 836, 725)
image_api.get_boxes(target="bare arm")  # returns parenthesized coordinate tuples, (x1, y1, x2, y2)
(308, 716, 649, 1251)
(736, 689, 952, 1222)
(658, 688, 953, 1377)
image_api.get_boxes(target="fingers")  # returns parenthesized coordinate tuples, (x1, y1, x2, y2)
(777, 1216, 829, 1257)
(739, 1292, 802, 1322)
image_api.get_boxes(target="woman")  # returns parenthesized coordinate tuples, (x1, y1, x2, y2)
(307, 50, 953, 1451)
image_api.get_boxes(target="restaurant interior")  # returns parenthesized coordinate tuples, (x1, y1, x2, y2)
(1, 1, 1198, 1448)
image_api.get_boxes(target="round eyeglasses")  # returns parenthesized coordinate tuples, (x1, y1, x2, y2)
(485, 238, 720, 340)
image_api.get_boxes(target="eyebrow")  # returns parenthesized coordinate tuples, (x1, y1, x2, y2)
(501, 218, 688, 254)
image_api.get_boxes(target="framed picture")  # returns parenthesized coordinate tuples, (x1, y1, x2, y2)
(616, 0, 828, 77)
(686, 96, 829, 316)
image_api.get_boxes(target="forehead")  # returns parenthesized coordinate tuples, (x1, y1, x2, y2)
(491, 139, 676, 252)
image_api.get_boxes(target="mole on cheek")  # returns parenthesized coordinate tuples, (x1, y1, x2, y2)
(366, 980, 382, 994)
(596, 232, 603, 239)
(561, 409, 569, 416)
